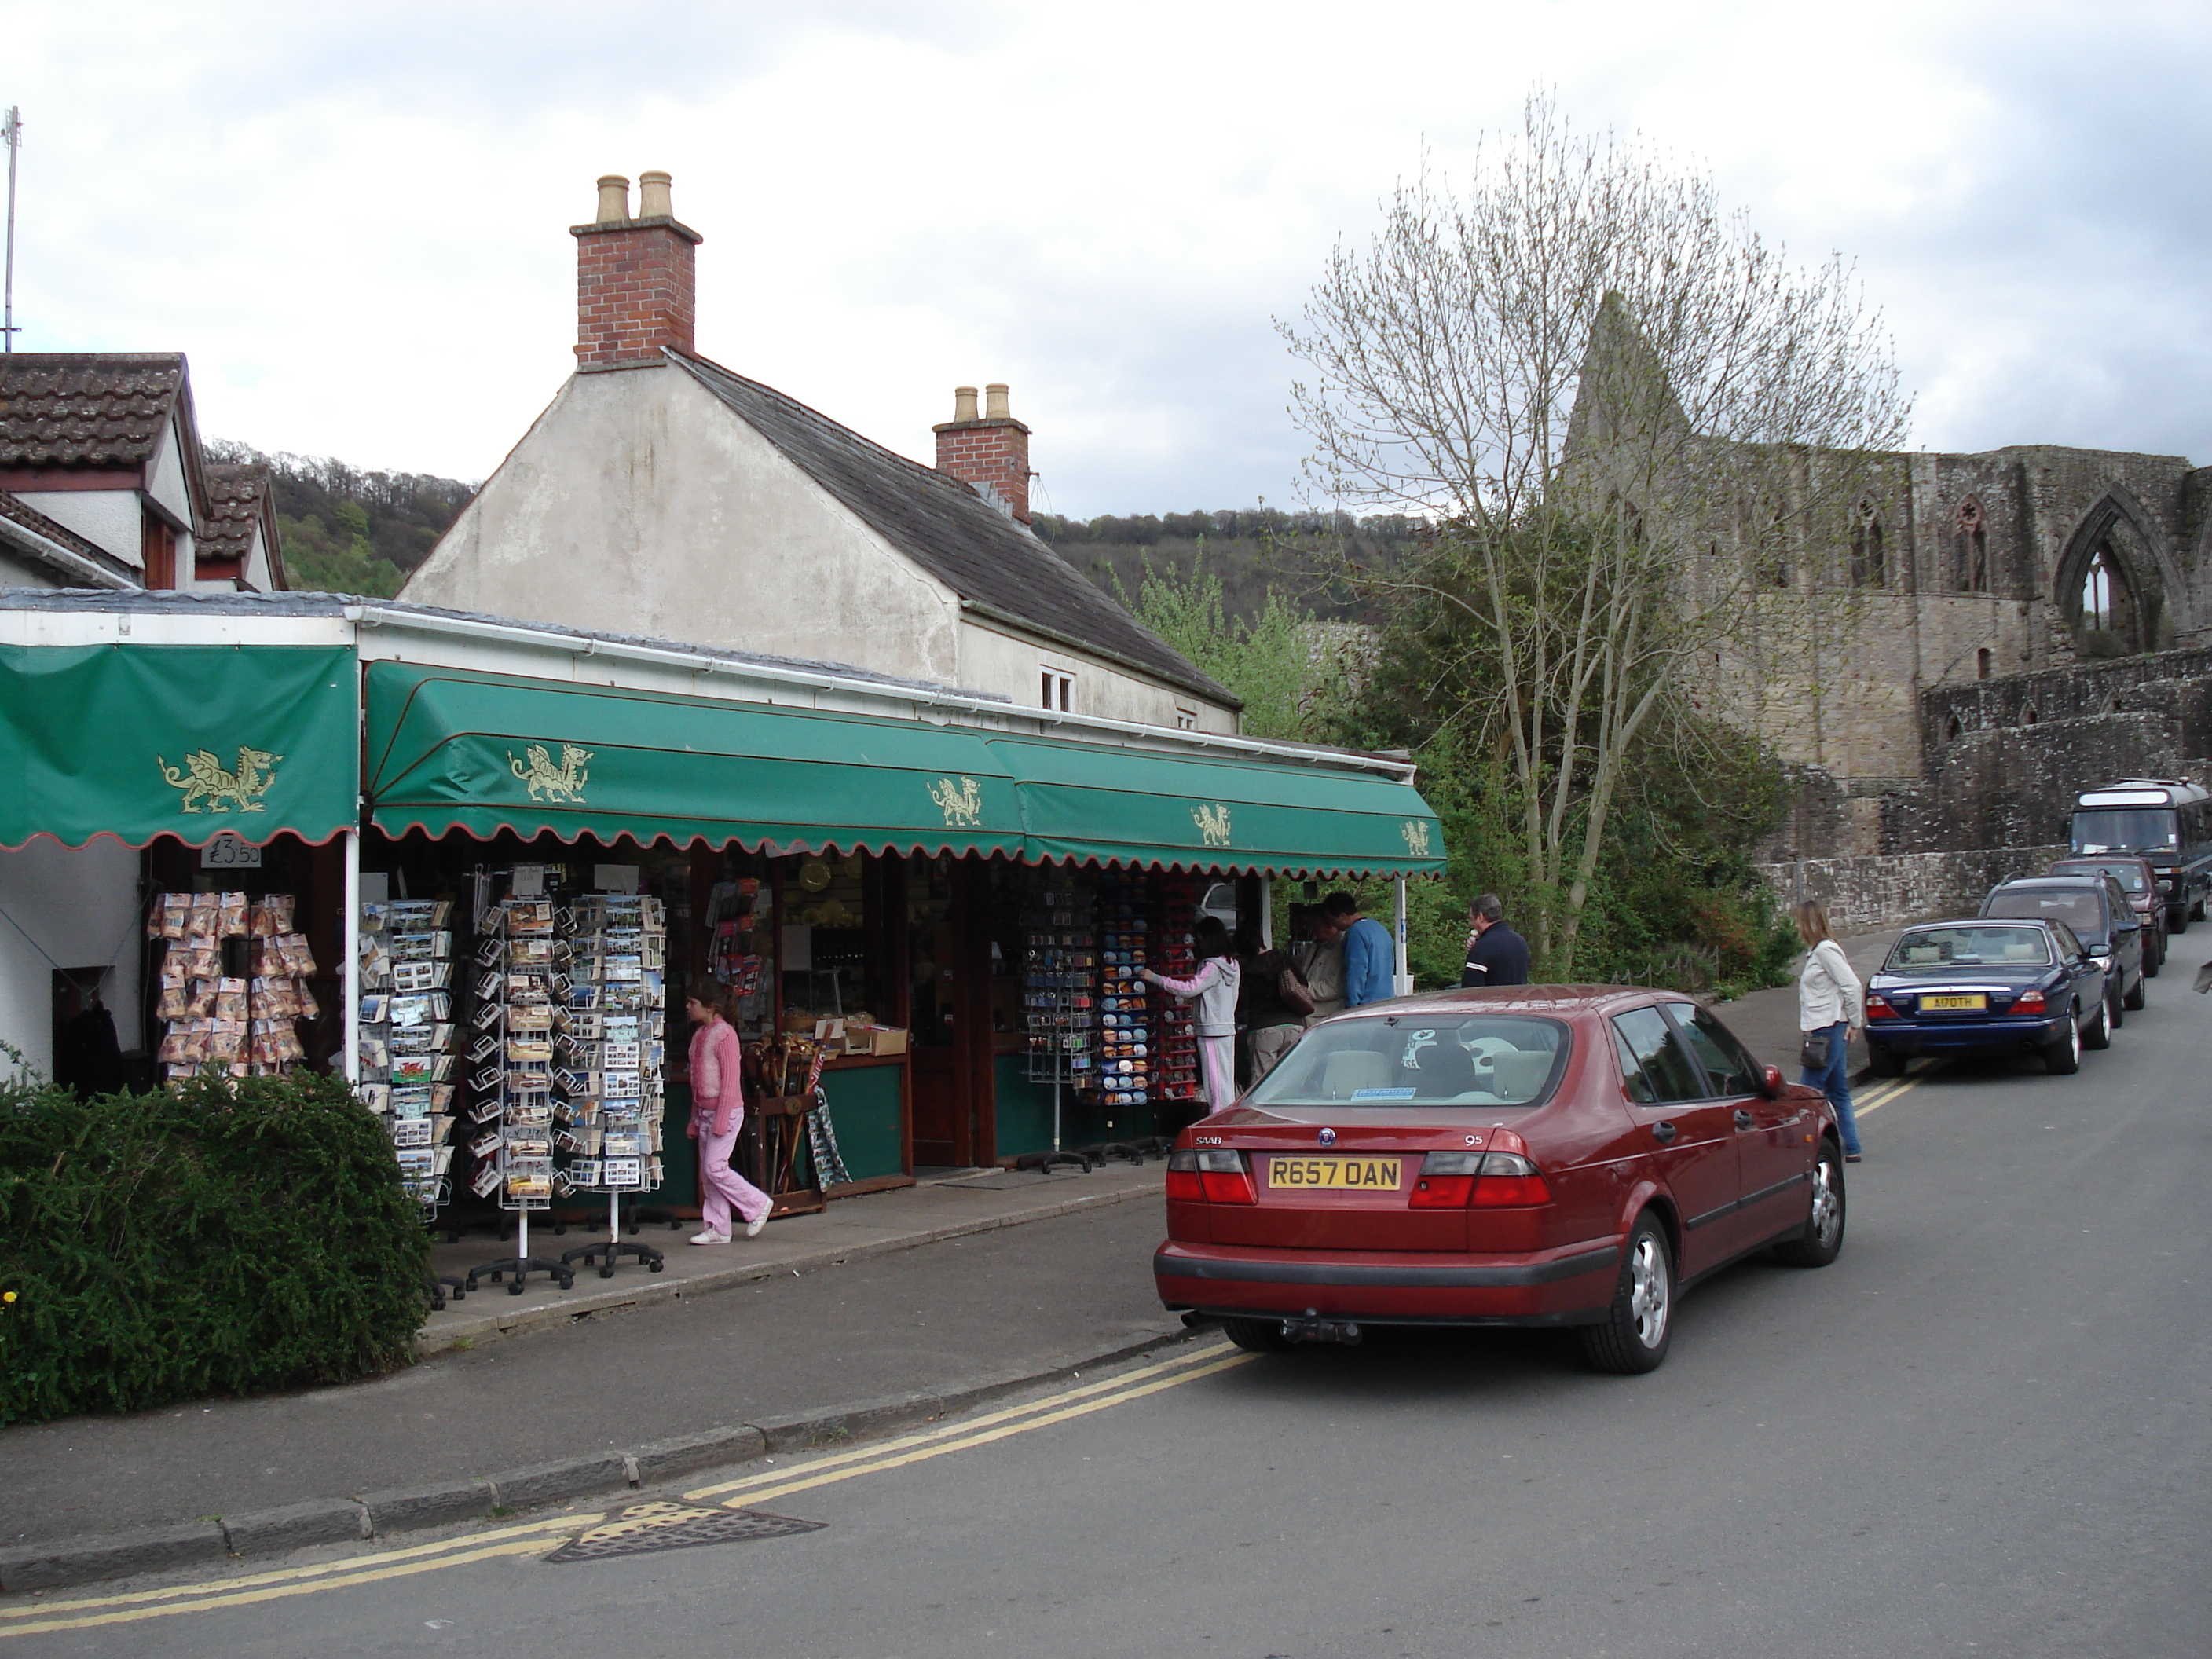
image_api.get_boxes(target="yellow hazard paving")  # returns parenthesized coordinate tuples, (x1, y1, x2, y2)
(0, 1339, 1244, 1642)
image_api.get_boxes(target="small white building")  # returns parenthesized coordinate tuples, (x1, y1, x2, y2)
(401, 172, 1240, 734)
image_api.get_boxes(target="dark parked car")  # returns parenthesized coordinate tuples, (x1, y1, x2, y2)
(2048, 855, 2165, 975)
(1864, 918, 2109, 1078)
(1983, 875, 2144, 1019)
(1155, 988, 1845, 1375)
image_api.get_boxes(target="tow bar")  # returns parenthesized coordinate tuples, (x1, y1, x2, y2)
(1280, 1317, 1364, 1346)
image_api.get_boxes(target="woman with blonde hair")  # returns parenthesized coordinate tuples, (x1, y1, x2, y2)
(1795, 900, 1865, 1163)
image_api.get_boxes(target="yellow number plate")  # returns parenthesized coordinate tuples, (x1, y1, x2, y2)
(1266, 1155, 1403, 1190)
(1921, 993, 1987, 1011)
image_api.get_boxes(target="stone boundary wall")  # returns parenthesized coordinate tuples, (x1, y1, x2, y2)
(1756, 844, 2072, 935)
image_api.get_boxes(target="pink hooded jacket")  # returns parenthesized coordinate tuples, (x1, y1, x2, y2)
(689, 1017, 745, 1137)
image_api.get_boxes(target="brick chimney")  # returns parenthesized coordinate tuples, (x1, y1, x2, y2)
(572, 170, 704, 371)
(934, 383, 1032, 523)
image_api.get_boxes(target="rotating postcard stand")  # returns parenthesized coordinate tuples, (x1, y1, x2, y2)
(467, 895, 574, 1295)
(1017, 880, 1096, 1174)
(555, 892, 670, 1280)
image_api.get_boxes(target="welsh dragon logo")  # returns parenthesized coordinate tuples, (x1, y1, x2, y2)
(156, 747, 282, 814)
(509, 743, 592, 804)
(928, 775, 983, 828)
(1192, 802, 1233, 848)
(1401, 819, 1434, 857)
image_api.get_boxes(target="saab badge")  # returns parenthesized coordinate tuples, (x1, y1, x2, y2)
(1317, 1127, 1337, 1146)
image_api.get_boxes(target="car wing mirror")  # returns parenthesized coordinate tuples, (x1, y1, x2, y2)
(1760, 1064, 1784, 1099)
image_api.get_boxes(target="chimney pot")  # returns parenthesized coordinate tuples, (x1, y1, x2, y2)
(595, 174, 632, 225)
(985, 383, 1012, 420)
(638, 170, 673, 219)
(953, 386, 980, 423)
(573, 172, 702, 368)
(934, 381, 1033, 524)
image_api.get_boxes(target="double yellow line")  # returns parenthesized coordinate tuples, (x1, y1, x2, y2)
(0, 1339, 1245, 1641)
(1854, 1064, 1928, 1119)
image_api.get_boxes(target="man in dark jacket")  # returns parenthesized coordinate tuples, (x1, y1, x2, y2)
(1461, 894, 1530, 988)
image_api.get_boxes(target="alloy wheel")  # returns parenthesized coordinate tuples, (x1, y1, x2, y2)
(1807, 1160, 1841, 1250)
(1628, 1234, 1671, 1348)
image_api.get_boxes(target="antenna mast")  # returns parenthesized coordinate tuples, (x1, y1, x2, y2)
(2, 106, 20, 353)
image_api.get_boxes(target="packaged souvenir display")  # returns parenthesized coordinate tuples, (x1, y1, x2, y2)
(355, 892, 458, 1207)
(148, 891, 321, 1086)
(1020, 879, 1097, 1088)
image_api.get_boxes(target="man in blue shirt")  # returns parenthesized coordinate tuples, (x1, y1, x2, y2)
(1323, 892, 1397, 1007)
(1461, 893, 1531, 988)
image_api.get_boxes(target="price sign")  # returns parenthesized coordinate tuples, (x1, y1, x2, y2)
(200, 833, 262, 870)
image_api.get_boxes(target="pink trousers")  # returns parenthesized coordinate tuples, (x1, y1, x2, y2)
(1199, 1033, 1236, 1113)
(697, 1117, 772, 1233)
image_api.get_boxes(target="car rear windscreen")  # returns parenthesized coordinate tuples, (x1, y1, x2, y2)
(2053, 861, 2149, 893)
(1243, 1015, 1569, 1108)
(2073, 807, 2177, 854)
(1886, 925, 2052, 969)
(1984, 889, 2104, 936)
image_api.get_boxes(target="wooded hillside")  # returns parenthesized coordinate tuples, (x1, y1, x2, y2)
(205, 441, 476, 598)
(1031, 508, 1419, 624)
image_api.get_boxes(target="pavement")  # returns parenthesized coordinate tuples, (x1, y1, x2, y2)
(0, 932, 1897, 1595)
(0, 1162, 1178, 1589)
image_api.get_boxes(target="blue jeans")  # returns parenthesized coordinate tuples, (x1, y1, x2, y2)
(1799, 1020, 1862, 1156)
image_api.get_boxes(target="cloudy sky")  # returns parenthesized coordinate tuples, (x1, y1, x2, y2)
(7, 2, 2209, 516)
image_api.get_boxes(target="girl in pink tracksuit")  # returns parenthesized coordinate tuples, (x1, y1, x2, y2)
(685, 986, 772, 1244)
(1142, 917, 1243, 1113)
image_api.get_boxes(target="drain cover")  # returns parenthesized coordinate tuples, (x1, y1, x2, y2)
(545, 1501, 825, 1563)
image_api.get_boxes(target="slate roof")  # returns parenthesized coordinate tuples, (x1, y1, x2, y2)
(200, 462, 276, 580)
(669, 350, 1237, 708)
(0, 488, 140, 585)
(0, 353, 193, 470)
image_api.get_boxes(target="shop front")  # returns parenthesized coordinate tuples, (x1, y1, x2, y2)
(2, 595, 1445, 1251)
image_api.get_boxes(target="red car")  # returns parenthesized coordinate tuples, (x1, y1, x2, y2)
(1155, 987, 1845, 1373)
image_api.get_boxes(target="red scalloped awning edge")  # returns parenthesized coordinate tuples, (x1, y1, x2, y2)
(0, 824, 356, 854)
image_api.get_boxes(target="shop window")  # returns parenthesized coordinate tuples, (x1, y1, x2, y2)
(1041, 669, 1072, 712)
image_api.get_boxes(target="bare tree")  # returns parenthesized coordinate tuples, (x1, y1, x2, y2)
(1282, 93, 1911, 970)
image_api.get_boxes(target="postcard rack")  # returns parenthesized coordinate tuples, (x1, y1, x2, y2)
(555, 892, 669, 1279)
(463, 892, 574, 1295)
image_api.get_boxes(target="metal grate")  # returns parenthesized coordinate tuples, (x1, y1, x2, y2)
(544, 1501, 826, 1563)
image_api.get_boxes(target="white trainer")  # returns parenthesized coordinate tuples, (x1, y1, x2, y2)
(689, 1229, 731, 1246)
(744, 1213, 769, 1239)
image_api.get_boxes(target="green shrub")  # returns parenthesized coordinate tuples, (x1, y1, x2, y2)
(0, 1069, 429, 1425)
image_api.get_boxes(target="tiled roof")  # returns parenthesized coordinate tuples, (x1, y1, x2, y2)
(0, 487, 140, 585)
(200, 462, 270, 569)
(669, 350, 1237, 708)
(0, 353, 189, 469)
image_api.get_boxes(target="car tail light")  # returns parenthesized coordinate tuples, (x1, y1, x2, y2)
(1410, 1149, 1551, 1208)
(1165, 1149, 1204, 1202)
(1167, 1148, 1256, 1204)
(2013, 988, 2046, 1013)
(1866, 994, 1897, 1020)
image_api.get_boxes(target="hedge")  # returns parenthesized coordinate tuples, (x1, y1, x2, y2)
(0, 1068, 430, 1426)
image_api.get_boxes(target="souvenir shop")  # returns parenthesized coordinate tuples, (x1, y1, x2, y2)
(0, 595, 1445, 1261)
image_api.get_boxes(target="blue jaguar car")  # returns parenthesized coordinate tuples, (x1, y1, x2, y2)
(1864, 919, 2110, 1078)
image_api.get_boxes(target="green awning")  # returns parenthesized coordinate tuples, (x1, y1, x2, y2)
(365, 661, 1027, 858)
(984, 733, 1443, 877)
(364, 661, 1442, 877)
(0, 644, 357, 851)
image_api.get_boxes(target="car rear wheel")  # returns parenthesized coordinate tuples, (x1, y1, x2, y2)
(2085, 994, 2114, 1049)
(2044, 1012, 2082, 1075)
(1220, 1317, 1292, 1353)
(2174, 905, 2192, 935)
(1580, 1214, 1674, 1375)
(2123, 972, 2147, 1011)
(1772, 1141, 1846, 1269)
(1867, 1045, 1904, 1079)
(2145, 936, 2163, 976)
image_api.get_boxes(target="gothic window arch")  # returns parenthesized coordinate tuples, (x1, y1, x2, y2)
(1850, 503, 1887, 588)
(1954, 497, 1989, 592)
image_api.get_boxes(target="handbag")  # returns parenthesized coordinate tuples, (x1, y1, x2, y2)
(1799, 1027, 1833, 1071)
(1278, 965, 1316, 1017)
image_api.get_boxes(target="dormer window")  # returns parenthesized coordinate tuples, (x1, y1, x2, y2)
(1041, 668, 1072, 712)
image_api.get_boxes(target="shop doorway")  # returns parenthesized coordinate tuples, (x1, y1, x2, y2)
(908, 855, 993, 1169)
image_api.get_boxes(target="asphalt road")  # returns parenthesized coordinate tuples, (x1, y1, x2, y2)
(9, 954, 2212, 1656)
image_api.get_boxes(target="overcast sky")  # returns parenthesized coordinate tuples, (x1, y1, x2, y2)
(7, 2, 2210, 517)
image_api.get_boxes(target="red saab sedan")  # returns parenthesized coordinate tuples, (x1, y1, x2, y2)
(1155, 987, 1845, 1372)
